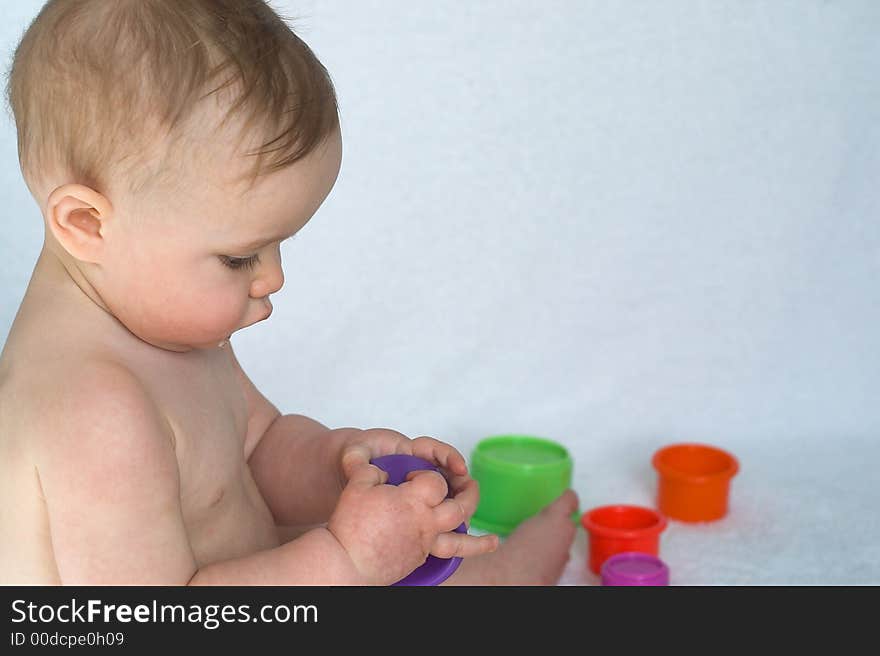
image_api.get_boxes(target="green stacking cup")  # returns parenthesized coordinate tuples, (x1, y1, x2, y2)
(470, 435, 573, 536)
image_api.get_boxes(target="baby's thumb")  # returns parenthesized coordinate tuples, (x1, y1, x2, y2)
(345, 462, 387, 489)
(341, 444, 373, 480)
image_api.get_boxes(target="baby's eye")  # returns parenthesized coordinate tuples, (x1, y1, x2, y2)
(220, 254, 260, 271)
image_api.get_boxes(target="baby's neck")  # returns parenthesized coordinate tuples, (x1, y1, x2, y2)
(23, 246, 145, 352)
(33, 245, 111, 314)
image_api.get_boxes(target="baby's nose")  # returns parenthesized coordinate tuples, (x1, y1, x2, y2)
(251, 263, 284, 298)
(264, 267, 285, 295)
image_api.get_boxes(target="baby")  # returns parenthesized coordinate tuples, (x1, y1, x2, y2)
(0, 0, 577, 585)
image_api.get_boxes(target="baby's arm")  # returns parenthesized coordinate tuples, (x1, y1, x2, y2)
(227, 343, 351, 526)
(229, 345, 494, 560)
(195, 460, 495, 585)
(34, 361, 364, 585)
(248, 417, 485, 537)
(247, 413, 355, 526)
(187, 528, 366, 585)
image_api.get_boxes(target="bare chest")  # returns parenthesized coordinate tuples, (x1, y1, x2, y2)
(154, 350, 246, 509)
(129, 347, 280, 564)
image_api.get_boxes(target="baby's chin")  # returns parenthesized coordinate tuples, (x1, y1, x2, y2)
(134, 330, 235, 353)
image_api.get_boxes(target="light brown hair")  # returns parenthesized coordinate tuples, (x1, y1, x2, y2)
(4, 0, 340, 206)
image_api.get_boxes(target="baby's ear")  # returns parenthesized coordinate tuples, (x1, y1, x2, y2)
(45, 183, 113, 264)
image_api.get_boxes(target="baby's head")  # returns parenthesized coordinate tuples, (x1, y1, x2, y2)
(5, 0, 342, 352)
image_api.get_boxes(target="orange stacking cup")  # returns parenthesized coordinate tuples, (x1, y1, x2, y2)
(652, 443, 739, 522)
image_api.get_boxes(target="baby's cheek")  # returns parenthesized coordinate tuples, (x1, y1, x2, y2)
(195, 285, 246, 327)
(138, 277, 237, 338)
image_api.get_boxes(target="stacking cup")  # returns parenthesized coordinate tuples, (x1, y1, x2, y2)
(470, 435, 573, 536)
(652, 443, 739, 522)
(581, 505, 667, 575)
(601, 552, 670, 586)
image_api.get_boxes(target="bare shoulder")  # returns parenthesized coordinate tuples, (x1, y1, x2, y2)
(15, 356, 175, 460)
(15, 357, 196, 584)
(21, 357, 180, 506)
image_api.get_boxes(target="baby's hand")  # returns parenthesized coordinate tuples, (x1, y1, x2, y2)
(329, 433, 498, 584)
(328, 462, 497, 584)
(339, 429, 482, 537)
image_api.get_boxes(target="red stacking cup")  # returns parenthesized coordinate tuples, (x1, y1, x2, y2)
(581, 505, 667, 575)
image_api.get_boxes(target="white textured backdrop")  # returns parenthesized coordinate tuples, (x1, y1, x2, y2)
(2, 1, 878, 584)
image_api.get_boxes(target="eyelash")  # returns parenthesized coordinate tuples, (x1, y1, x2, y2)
(220, 235, 295, 271)
(220, 254, 260, 271)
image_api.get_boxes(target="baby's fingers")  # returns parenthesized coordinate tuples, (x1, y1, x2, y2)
(443, 476, 480, 520)
(410, 436, 468, 477)
(345, 462, 388, 489)
(401, 469, 448, 506)
(430, 531, 499, 560)
(432, 497, 470, 534)
(341, 443, 374, 480)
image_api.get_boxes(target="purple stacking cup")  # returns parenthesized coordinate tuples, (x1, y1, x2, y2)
(370, 454, 467, 586)
(600, 552, 670, 586)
